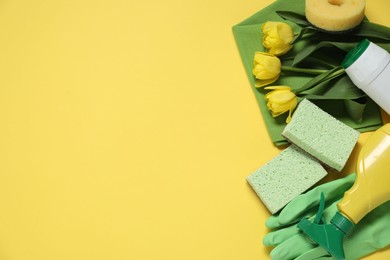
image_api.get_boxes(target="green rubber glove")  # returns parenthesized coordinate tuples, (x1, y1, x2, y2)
(263, 173, 390, 260)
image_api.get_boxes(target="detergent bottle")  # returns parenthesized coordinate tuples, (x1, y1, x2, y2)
(342, 39, 390, 115)
(298, 123, 390, 259)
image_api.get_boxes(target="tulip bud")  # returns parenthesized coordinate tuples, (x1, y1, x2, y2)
(262, 22, 294, 56)
(264, 86, 298, 123)
(252, 52, 281, 87)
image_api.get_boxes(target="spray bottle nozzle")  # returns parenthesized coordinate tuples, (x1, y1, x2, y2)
(297, 193, 355, 260)
(298, 124, 390, 259)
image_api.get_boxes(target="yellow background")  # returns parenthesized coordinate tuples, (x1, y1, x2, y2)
(0, 0, 389, 259)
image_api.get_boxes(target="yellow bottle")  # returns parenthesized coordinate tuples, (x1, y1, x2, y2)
(298, 123, 390, 259)
(338, 123, 390, 223)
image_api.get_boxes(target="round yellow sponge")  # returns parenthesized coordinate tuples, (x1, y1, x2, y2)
(306, 0, 366, 32)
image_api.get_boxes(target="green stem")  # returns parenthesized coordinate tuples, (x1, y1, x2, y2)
(294, 67, 345, 94)
(326, 68, 345, 79)
(281, 66, 328, 75)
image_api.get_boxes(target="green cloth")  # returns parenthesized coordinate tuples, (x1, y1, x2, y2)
(232, 0, 383, 146)
(263, 174, 390, 260)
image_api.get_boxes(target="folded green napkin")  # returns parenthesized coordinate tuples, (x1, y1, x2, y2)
(232, 0, 383, 146)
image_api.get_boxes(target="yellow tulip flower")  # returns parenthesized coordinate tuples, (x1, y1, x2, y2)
(262, 21, 294, 56)
(252, 52, 281, 87)
(264, 86, 298, 123)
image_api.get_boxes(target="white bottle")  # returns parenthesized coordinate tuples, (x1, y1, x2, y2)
(342, 39, 390, 115)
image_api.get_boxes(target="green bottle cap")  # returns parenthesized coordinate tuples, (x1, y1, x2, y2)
(331, 212, 355, 235)
(342, 39, 370, 69)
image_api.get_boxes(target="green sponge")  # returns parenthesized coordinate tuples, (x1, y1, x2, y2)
(247, 144, 327, 214)
(282, 99, 360, 172)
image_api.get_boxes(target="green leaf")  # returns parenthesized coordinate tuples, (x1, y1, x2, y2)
(293, 41, 356, 65)
(298, 75, 366, 100)
(354, 21, 390, 41)
(301, 56, 336, 69)
(344, 98, 367, 123)
(292, 27, 317, 44)
(276, 11, 309, 27)
(294, 67, 344, 93)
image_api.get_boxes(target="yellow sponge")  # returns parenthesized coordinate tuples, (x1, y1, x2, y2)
(306, 0, 365, 32)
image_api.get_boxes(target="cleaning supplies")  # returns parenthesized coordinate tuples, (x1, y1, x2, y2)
(306, 0, 366, 33)
(298, 123, 390, 259)
(246, 144, 327, 214)
(282, 99, 360, 171)
(263, 174, 390, 260)
(343, 39, 390, 114)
